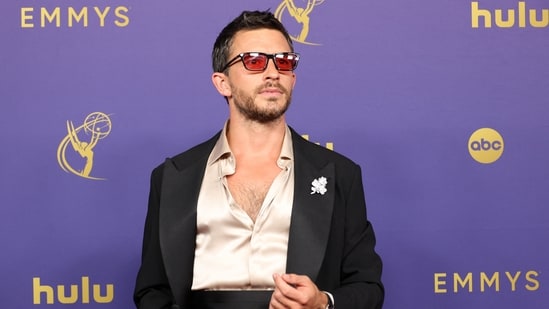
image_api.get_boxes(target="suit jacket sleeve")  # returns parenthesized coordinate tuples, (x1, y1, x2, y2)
(133, 165, 175, 309)
(322, 163, 384, 309)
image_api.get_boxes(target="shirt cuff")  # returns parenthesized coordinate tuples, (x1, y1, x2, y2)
(322, 291, 334, 308)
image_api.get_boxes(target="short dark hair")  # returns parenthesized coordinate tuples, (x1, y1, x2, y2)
(212, 10, 294, 73)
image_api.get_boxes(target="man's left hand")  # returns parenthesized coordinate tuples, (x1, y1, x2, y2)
(269, 273, 328, 309)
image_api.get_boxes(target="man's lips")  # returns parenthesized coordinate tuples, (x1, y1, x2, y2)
(259, 87, 283, 95)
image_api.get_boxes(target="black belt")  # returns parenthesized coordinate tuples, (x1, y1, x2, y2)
(190, 290, 272, 309)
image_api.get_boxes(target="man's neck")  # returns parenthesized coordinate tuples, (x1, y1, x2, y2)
(226, 117, 287, 160)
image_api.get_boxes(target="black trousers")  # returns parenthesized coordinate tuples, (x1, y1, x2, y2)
(190, 290, 272, 309)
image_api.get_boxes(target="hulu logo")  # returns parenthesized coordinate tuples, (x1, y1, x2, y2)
(33, 276, 114, 304)
(301, 134, 334, 150)
(472, 1, 549, 28)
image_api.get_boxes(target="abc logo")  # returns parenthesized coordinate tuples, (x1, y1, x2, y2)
(468, 128, 504, 164)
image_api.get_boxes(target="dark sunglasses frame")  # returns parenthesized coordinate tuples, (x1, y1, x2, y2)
(221, 52, 300, 72)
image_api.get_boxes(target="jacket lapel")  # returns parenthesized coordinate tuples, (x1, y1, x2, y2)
(286, 134, 335, 280)
(158, 133, 220, 305)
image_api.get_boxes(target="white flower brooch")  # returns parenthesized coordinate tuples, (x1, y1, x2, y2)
(310, 177, 328, 195)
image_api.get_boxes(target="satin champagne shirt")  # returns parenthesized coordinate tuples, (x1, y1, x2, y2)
(191, 124, 295, 290)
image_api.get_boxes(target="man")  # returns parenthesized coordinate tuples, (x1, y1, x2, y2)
(134, 10, 384, 309)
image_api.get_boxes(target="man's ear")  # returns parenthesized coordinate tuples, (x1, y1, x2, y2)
(212, 72, 231, 97)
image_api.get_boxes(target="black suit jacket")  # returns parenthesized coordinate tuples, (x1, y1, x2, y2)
(134, 128, 384, 308)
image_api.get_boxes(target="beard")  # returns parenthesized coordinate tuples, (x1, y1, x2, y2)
(231, 82, 292, 124)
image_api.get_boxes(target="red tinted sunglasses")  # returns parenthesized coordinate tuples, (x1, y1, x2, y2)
(221, 52, 300, 72)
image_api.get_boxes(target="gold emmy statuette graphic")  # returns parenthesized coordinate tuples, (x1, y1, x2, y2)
(275, 0, 325, 45)
(57, 112, 112, 180)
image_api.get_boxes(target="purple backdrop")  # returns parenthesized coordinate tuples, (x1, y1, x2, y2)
(1, 0, 547, 308)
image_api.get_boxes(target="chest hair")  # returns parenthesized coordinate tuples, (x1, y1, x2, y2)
(228, 178, 272, 222)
